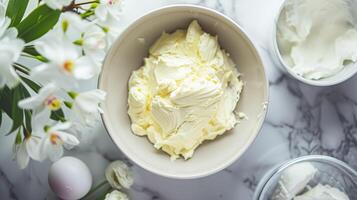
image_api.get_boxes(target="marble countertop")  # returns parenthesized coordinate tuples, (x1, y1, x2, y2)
(1, 0, 357, 199)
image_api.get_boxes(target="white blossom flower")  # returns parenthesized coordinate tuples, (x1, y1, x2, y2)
(82, 24, 107, 64)
(95, 0, 123, 24)
(0, 17, 25, 88)
(71, 89, 106, 125)
(43, 0, 72, 10)
(32, 32, 98, 88)
(13, 116, 48, 169)
(39, 122, 79, 161)
(56, 12, 89, 40)
(18, 83, 61, 126)
(105, 160, 134, 190)
(103, 25, 121, 49)
(104, 190, 129, 200)
(14, 134, 43, 169)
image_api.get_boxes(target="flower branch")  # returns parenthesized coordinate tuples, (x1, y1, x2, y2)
(1, 0, 123, 169)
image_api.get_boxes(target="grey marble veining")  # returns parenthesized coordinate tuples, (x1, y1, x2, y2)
(0, 0, 356, 199)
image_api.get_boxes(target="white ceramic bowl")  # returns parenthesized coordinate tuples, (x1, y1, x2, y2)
(273, 0, 357, 86)
(99, 5, 269, 179)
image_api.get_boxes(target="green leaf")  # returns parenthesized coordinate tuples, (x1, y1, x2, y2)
(21, 86, 32, 133)
(23, 45, 40, 56)
(50, 109, 66, 122)
(7, 85, 25, 135)
(0, 84, 31, 135)
(20, 75, 41, 92)
(15, 127, 22, 144)
(0, 90, 2, 128)
(17, 4, 61, 43)
(24, 110, 32, 133)
(0, 86, 13, 117)
(23, 46, 48, 62)
(0, 109, 3, 128)
(6, 0, 29, 27)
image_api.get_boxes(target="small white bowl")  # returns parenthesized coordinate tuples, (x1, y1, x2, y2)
(99, 5, 268, 179)
(273, 0, 357, 86)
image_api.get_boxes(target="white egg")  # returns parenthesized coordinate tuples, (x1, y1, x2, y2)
(48, 157, 92, 200)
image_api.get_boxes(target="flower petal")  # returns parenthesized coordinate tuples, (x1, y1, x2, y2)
(31, 63, 77, 89)
(50, 122, 72, 132)
(56, 131, 80, 149)
(18, 97, 44, 110)
(76, 90, 106, 112)
(26, 136, 44, 161)
(104, 190, 129, 200)
(43, 0, 72, 10)
(95, 5, 108, 21)
(18, 82, 57, 109)
(0, 17, 10, 37)
(73, 56, 98, 80)
(16, 143, 29, 169)
(47, 142, 64, 162)
(32, 109, 51, 131)
(0, 43, 21, 83)
(105, 160, 134, 190)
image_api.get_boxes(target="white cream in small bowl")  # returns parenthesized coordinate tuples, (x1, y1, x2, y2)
(274, 0, 357, 86)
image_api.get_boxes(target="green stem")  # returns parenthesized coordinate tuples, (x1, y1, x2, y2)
(80, 10, 94, 19)
(75, 0, 98, 6)
(81, 180, 108, 200)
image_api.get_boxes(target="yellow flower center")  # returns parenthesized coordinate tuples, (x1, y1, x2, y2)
(63, 60, 74, 74)
(50, 133, 63, 145)
(45, 96, 61, 111)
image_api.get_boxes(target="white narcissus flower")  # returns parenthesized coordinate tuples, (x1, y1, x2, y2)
(71, 90, 106, 125)
(105, 160, 134, 190)
(13, 134, 43, 169)
(39, 122, 79, 161)
(104, 190, 129, 200)
(57, 12, 89, 40)
(18, 83, 62, 127)
(103, 25, 121, 49)
(32, 32, 98, 88)
(82, 24, 107, 64)
(43, 0, 72, 10)
(95, 0, 123, 24)
(0, 17, 25, 88)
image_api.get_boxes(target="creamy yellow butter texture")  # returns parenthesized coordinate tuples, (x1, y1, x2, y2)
(127, 20, 243, 160)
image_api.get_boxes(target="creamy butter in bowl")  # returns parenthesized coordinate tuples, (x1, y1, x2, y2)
(273, 0, 357, 86)
(127, 20, 244, 160)
(99, 5, 268, 179)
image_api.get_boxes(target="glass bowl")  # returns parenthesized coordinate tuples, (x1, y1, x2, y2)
(254, 155, 357, 200)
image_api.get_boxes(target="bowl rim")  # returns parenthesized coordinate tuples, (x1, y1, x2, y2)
(253, 155, 357, 200)
(98, 4, 270, 179)
(272, 0, 357, 87)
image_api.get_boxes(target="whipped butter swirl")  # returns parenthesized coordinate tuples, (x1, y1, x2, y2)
(127, 20, 243, 160)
